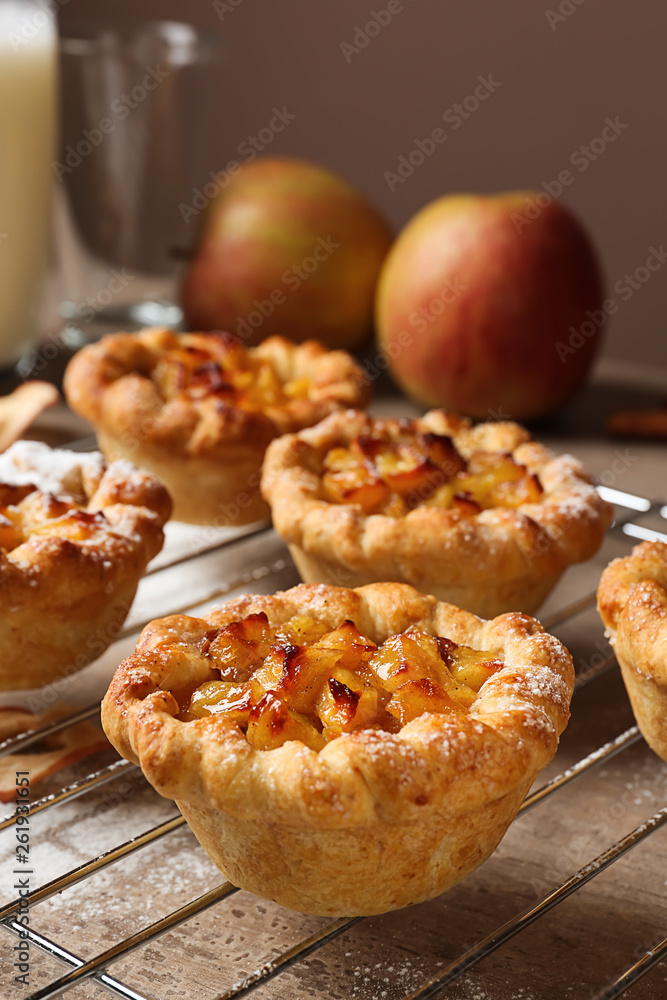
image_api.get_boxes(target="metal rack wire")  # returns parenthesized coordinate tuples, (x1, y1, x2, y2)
(1, 485, 666, 1000)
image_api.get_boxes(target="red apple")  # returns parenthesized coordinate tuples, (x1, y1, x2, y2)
(182, 156, 393, 350)
(375, 192, 606, 421)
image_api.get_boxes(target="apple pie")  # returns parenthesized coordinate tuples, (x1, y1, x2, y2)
(64, 328, 370, 525)
(101, 581, 574, 916)
(0, 440, 171, 690)
(261, 409, 613, 617)
(597, 540, 667, 762)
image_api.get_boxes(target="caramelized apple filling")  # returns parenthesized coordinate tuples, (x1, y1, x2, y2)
(149, 336, 309, 410)
(182, 611, 503, 750)
(321, 426, 543, 516)
(0, 490, 108, 554)
(0, 507, 22, 551)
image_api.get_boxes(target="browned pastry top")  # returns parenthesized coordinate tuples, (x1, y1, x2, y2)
(0, 441, 172, 689)
(261, 409, 614, 593)
(598, 540, 667, 687)
(102, 581, 574, 828)
(64, 329, 371, 459)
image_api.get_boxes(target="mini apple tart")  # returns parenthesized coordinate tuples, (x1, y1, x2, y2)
(597, 540, 667, 762)
(64, 328, 370, 525)
(102, 581, 574, 916)
(261, 409, 613, 617)
(0, 440, 171, 690)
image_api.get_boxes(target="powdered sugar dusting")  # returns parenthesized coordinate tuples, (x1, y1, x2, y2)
(0, 440, 104, 501)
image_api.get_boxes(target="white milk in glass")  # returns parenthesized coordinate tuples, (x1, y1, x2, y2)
(0, 2, 56, 368)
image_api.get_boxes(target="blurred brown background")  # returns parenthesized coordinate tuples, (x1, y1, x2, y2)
(59, 0, 666, 377)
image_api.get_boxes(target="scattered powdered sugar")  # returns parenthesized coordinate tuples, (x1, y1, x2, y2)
(0, 440, 104, 501)
(516, 665, 569, 701)
(104, 457, 142, 481)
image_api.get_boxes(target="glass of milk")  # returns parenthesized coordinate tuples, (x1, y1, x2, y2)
(0, 1, 57, 370)
(54, 20, 220, 338)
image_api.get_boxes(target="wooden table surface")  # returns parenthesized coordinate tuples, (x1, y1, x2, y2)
(0, 360, 666, 1000)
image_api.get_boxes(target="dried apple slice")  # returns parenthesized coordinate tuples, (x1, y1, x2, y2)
(0, 381, 59, 453)
(0, 706, 110, 803)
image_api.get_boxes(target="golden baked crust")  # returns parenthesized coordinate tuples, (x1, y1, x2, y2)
(101, 581, 574, 916)
(63, 329, 370, 524)
(261, 410, 613, 618)
(0, 441, 171, 690)
(597, 540, 667, 761)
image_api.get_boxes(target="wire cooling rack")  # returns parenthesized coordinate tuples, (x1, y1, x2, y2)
(1, 481, 667, 1000)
